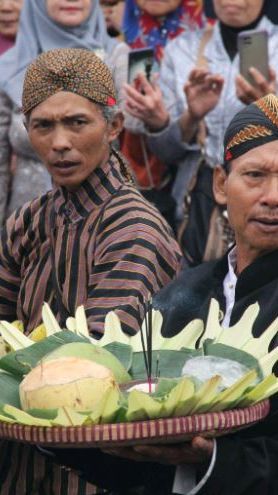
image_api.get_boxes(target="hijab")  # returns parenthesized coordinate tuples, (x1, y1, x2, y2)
(122, 0, 204, 63)
(0, 0, 117, 107)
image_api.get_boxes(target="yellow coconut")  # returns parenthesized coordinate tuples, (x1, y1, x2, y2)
(19, 356, 117, 411)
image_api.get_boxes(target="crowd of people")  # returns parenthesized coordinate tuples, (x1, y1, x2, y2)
(1, 0, 278, 260)
(0, 0, 277, 494)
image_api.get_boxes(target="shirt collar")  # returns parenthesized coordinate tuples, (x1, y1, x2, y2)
(227, 245, 237, 281)
(52, 152, 125, 223)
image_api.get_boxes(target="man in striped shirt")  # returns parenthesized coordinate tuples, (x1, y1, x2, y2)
(0, 48, 181, 494)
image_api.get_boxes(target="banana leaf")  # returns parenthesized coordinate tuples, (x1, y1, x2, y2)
(203, 341, 263, 379)
(160, 378, 195, 418)
(0, 372, 21, 410)
(126, 389, 163, 421)
(52, 408, 91, 427)
(188, 375, 223, 415)
(99, 388, 122, 424)
(207, 370, 257, 412)
(0, 331, 88, 377)
(153, 378, 180, 397)
(27, 408, 58, 420)
(3, 404, 52, 426)
(131, 349, 200, 380)
(104, 342, 133, 371)
(237, 374, 278, 407)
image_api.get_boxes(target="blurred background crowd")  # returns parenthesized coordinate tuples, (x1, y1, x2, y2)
(0, 0, 278, 266)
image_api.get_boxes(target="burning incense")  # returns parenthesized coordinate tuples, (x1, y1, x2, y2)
(141, 300, 153, 393)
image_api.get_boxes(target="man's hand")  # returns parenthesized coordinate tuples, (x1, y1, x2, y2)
(184, 68, 224, 121)
(102, 436, 213, 465)
(123, 74, 170, 131)
(236, 67, 276, 105)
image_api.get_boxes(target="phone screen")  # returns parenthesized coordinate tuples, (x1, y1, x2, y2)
(128, 48, 154, 85)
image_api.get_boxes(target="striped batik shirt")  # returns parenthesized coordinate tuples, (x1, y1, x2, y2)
(0, 153, 181, 495)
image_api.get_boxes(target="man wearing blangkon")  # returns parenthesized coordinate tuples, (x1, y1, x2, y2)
(52, 93, 278, 494)
(0, 48, 181, 494)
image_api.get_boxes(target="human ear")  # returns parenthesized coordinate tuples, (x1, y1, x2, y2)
(107, 112, 124, 142)
(213, 165, 228, 206)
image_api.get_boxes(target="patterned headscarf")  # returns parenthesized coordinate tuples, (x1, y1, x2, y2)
(22, 48, 116, 115)
(123, 0, 204, 62)
(223, 94, 278, 166)
(0, 0, 117, 107)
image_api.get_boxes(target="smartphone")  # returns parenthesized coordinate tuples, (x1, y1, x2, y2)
(128, 48, 154, 85)
(238, 30, 269, 85)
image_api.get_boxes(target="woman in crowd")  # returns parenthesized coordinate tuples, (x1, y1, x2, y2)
(124, 0, 278, 263)
(120, 0, 204, 228)
(0, 0, 130, 225)
(0, 0, 22, 55)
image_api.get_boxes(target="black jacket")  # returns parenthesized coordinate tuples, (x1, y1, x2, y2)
(155, 248, 278, 341)
(50, 250, 278, 495)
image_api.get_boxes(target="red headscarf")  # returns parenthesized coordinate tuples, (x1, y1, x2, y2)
(123, 0, 205, 62)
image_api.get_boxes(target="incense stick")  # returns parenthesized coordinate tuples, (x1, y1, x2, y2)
(140, 302, 149, 378)
(140, 300, 153, 393)
(147, 299, 153, 390)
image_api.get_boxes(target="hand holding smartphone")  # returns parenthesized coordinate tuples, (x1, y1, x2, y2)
(128, 48, 155, 87)
(238, 29, 269, 85)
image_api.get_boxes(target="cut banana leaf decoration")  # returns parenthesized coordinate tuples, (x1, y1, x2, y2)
(188, 375, 222, 415)
(74, 306, 89, 337)
(215, 303, 260, 347)
(29, 324, 47, 343)
(199, 298, 223, 345)
(3, 404, 52, 426)
(52, 408, 91, 427)
(42, 302, 62, 335)
(242, 317, 278, 358)
(0, 321, 33, 351)
(102, 311, 132, 347)
(0, 298, 276, 428)
(259, 346, 278, 376)
(238, 374, 278, 407)
(66, 317, 76, 332)
(207, 369, 257, 412)
(160, 377, 195, 417)
(66, 305, 93, 341)
(161, 319, 204, 351)
(126, 389, 163, 421)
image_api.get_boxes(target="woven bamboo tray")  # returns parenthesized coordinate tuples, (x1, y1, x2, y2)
(0, 399, 269, 448)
